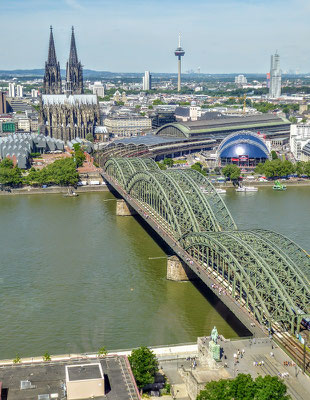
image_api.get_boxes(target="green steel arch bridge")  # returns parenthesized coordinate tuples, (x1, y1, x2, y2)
(102, 157, 310, 337)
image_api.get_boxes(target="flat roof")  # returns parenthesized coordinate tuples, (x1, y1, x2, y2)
(66, 363, 103, 381)
(114, 134, 184, 146)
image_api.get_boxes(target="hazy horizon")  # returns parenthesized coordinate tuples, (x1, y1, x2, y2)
(0, 0, 309, 74)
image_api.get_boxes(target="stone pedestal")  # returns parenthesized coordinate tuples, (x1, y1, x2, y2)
(167, 255, 194, 281)
(116, 199, 137, 216)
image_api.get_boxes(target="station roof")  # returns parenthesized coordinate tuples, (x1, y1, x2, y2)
(114, 134, 184, 146)
(156, 115, 290, 138)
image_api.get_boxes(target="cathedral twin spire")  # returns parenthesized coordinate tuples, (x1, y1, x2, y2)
(43, 26, 83, 95)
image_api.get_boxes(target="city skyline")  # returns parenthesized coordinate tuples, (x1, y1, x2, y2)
(0, 0, 310, 73)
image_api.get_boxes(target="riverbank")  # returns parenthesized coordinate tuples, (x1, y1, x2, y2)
(217, 180, 310, 188)
(0, 184, 109, 196)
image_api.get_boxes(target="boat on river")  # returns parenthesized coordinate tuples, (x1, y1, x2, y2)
(64, 188, 79, 197)
(236, 186, 258, 193)
(216, 188, 226, 194)
(273, 180, 287, 191)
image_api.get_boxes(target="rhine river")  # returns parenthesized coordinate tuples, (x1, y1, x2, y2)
(0, 186, 309, 359)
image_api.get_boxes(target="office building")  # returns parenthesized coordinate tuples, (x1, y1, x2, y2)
(142, 71, 152, 91)
(235, 75, 247, 85)
(290, 123, 310, 161)
(31, 89, 39, 98)
(0, 92, 7, 114)
(104, 115, 152, 137)
(93, 81, 105, 97)
(269, 52, 281, 98)
(8, 82, 16, 98)
(16, 84, 23, 98)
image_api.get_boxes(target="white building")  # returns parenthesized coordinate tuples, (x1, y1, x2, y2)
(92, 81, 105, 97)
(16, 85, 23, 98)
(190, 102, 201, 121)
(235, 75, 247, 85)
(31, 89, 38, 98)
(142, 71, 152, 91)
(269, 52, 281, 98)
(8, 82, 16, 98)
(290, 124, 310, 161)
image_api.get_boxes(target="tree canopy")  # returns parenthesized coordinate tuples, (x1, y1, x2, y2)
(0, 158, 23, 187)
(191, 162, 207, 176)
(255, 159, 296, 178)
(128, 346, 158, 391)
(73, 143, 86, 167)
(25, 158, 79, 186)
(197, 373, 290, 400)
(222, 164, 241, 180)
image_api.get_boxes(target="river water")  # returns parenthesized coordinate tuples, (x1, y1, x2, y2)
(0, 186, 309, 359)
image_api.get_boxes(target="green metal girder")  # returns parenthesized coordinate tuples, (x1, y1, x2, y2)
(104, 157, 310, 331)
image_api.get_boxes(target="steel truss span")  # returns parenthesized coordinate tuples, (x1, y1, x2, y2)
(104, 157, 310, 332)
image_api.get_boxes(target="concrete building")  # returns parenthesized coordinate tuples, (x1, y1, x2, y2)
(269, 52, 281, 98)
(92, 81, 105, 97)
(290, 123, 310, 161)
(142, 71, 152, 91)
(17, 117, 31, 132)
(16, 84, 23, 98)
(104, 115, 152, 137)
(235, 75, 247, 85)
(0, 92, 7, 114)
(8, 82, 16, 98)
(31, 89, 39, 98)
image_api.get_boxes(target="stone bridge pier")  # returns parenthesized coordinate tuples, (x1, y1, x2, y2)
(116, 199, 137, 216)
(167, 255, 196, 281)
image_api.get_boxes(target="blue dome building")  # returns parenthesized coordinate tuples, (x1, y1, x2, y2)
(218, 131, 269, 167)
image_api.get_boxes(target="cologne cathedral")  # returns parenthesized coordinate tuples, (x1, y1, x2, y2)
(40, 27, 100, 141)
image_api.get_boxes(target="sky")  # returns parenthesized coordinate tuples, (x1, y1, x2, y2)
(0, 0, 309, 73)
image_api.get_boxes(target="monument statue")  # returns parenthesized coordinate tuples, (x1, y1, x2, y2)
(211, 326, 218, 344)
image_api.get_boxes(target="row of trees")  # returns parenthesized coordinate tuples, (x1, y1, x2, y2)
(255, 159, 310, 178)
(0, 157, 80, 187)
(197, 373, 290, 400)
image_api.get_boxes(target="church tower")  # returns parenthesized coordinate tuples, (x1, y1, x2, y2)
(66, 27, 83, 94)
(43, 26, 62, 94)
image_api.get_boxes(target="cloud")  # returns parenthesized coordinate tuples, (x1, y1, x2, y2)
(65, 0, 84, 11)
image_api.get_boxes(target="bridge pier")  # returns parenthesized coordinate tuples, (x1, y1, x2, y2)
(167, 255, 195, 281)
(116, 199, 137, 216)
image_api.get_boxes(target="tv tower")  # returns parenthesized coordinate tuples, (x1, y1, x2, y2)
(174, 33, 185, 92)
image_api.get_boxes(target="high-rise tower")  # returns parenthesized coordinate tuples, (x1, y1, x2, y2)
(66, 27, 83, 94)
(43, 26, 62, 94)
(269, 52, 281, 98)
(174, 34, 185, 92)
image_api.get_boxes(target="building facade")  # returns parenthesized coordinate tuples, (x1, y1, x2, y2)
(0, 92, 7, 114)
(43, 26, 62, 94)
(92, 82, 105, 97)
(269, 52, 281, 98)
(290, 123, 310, 161)
(104, 115, 152, 137)
(40, 94, 100, 141)
(142, 71, 152, 91)
(65, 27, 83, 95)
(8, 82, 16, 98)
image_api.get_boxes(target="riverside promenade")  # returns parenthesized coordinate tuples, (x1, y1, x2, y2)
(1, 338, 309, 400)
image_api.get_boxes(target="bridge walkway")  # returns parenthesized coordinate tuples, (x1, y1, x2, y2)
(102, 172, 267, 338)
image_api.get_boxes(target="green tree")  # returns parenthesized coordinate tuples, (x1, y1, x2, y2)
(197, 374, 290, 400)
(86, 133, 94, 143)
(271, 150, 278, 160)
(222, 164, 241, 180)
(304, 161, 310, 177)
(0, 164, 23, 187)
(43, 352, 51, 361)
(0, 158, 14, 168)
(73, 143, 86, 167)
(163, 158, 174, 168)
(153, 99, 164, 105)
(254, 375, 290, 400)
(98, 346, 107, 357)
(128, 346, 158, 392)
(156, 161, 167, 170)
(191, 162, 207, 176)
(295, 161, 305, 177)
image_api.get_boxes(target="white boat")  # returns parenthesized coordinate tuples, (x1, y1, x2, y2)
(236, 186, 258, 192)
(216, 188, 226, 194)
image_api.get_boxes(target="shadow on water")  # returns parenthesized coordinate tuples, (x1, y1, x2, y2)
(132, 213, 251, 338)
